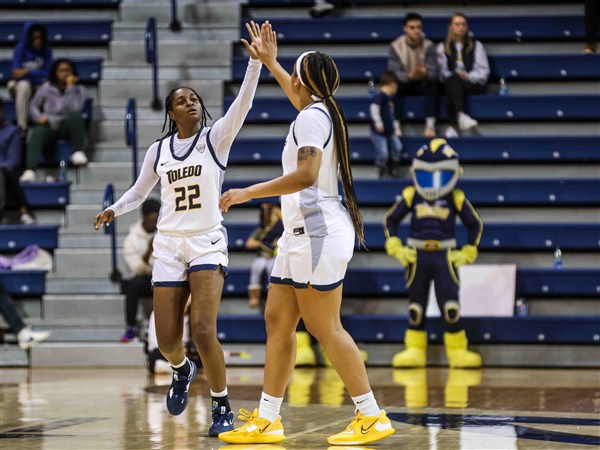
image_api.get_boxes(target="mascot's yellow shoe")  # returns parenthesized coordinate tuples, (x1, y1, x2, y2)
(327, 410, 395, 445)
(218, 408, 285, 444)
(392, 329, 427, 368)
(445, 368, 482, 408)
(295, 331, 317, 366)
(444, 330, 482, 368)
(393, 368, 428, 408)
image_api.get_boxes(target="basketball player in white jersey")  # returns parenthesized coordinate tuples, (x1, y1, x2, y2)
(93, 21, 269, 437)
(218, 23, 395, 446)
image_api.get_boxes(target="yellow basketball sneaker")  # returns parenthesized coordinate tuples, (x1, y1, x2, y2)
(218, 408, 285, 444)
(327, 410, 395, 445)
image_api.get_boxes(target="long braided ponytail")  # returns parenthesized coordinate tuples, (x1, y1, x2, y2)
(161, 86, 212, 139)
(298, 52, 365, 247)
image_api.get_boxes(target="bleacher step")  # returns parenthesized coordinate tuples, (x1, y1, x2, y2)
(46, 277, 121, 295)
(31, 343, 145, 367)
(101, 65, 230, 81)
(109, 41, 231, 65)
(42, 294, 124, 319)
(119, 0, 240, 26)
(98, 80, 222, 108)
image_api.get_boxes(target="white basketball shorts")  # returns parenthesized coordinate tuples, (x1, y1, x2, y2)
(152, 228, 228, 287)
(270, 227, 354, 291)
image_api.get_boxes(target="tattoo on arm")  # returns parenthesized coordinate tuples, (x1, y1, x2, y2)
(297, 146, 318, 161)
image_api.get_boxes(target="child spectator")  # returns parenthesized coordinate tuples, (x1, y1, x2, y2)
(437, 13, 489, 138)
(8, 22, 52, 137)
(389, 12, 439, 137)
(370, 70, 403, 179)
(21, 58, 88, 182)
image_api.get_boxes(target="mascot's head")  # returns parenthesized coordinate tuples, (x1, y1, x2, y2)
(411, 138, 461, 201)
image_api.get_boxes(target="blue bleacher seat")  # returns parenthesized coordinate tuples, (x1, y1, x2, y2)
(0, 225, 59, 252)
(229, 136, 600, 164)
(243, 16, 586, 43)
(19, 182, 69, 208)
(222, 178, 600, 207)
(0, 0, 119, 6)
(0, 270, 45, 297)
(232, 55, 600, 82)
(225, 95, 600, 123)
(0, 20, 112, 45)
(224, 223, 600, 252)
(222, 268, 600, 299)
(214, 314, 599, 344)
(0, 58, 103, 85)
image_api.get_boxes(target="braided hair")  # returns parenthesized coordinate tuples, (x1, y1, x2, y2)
(161, 87, 212, 139)
(297, 51, 365, 247)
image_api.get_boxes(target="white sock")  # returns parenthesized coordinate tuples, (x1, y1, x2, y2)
(352, 391, 381, 417)
(258, 391, 283, 422)
(171, 357, 187, 368)
(210, 387, 228, 397)
(426, 117, 436, 128)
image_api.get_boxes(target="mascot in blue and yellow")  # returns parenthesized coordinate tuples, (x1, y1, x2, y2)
(384, 138, 483, 368)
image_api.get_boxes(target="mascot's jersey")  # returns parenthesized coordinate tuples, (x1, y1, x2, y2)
(383, 186, 483, 247)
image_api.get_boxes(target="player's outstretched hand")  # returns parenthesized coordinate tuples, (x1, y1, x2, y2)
(241, 20, 277, 66)
(220, 188, 252, 213)
(93, 209, 115, 231)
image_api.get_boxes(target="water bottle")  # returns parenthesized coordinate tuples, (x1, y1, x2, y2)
(59, 159, 67, 182)
(498, 77, 508, 96)
(368, 77, 376, 97)
(515, 298, 529, 317)
(553, 246, 562, 270)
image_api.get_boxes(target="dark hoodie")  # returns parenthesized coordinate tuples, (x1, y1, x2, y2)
(11, 21, 53, 87)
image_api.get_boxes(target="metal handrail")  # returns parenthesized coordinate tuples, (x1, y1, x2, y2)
(145, 17, 161, 111)
(124, 98, 138, 184)
(170, 0, 182, 31)
(102, 183, 121, 283)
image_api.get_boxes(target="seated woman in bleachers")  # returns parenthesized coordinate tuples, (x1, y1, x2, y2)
(20, 58, 88, 182)
(437, 13, 489, 138)
(8, 22, 53, 139)
(0, 98, 35, 224)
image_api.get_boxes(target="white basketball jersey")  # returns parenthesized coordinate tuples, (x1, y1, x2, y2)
(280, 102, 353, 237)
(153, 128, 225, 235)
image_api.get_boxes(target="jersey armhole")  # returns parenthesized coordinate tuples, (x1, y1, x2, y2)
(206, 129, 227, 171)
(153, 139, 163, 175)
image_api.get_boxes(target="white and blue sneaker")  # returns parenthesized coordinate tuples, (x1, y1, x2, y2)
(209, 406, 235, 437)
(166, 359, 197, 415)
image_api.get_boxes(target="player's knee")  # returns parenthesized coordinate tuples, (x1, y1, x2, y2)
(190, 321, 216, 349)
(443, 300, 460, 324)
(408, 303, 424, 327)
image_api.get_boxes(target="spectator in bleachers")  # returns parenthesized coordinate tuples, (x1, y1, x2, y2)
(0, 277, 50, 349)
(218, 22, 394, 446)
(389, 12, 439, 138)
(370, 70, 403, 179)
(310, 0, 338, 18)
(120, 198, 160, 343)
(93, 20, 266, 436)
(0, 98, 35, 224)
(384, 138, 482, 369)
(245, 203, 282, 309)
(20, 58, 88, 182)
(437, 13, 489, 138)
(584, 0, 599, 54)
(8, 22, 52, 138)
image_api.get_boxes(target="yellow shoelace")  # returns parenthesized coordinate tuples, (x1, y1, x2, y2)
(237, 408, 258, 423)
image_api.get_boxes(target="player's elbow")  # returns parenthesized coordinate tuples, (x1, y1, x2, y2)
(296, 169, 317, 188)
